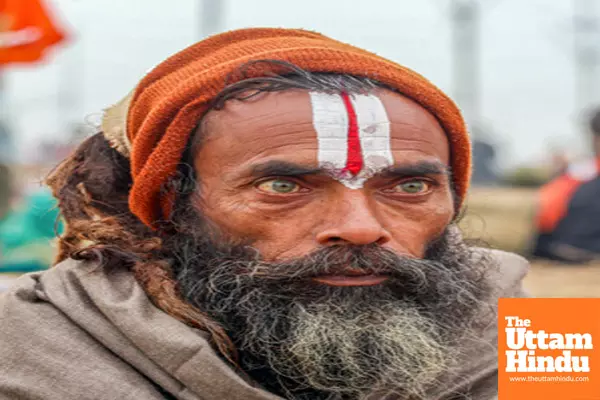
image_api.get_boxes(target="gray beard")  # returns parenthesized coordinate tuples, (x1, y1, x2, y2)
(170, 226, 494, 400)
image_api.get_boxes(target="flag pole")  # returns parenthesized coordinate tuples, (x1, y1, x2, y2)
(200, 0, 224, 39)
(0, 67, 13, 164)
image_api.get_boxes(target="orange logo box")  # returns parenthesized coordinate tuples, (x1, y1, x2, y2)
(498, 298, 600, 400)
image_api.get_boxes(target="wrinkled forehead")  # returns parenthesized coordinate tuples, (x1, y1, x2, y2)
(198, 89, 450, 180)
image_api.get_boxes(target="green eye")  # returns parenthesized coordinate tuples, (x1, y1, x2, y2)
(257, 179, 301, 194)
(395, 180, 430, 194)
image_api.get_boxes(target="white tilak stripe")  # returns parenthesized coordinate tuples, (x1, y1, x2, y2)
(351, 94, 394, 172)
(309, 92, 348, 170)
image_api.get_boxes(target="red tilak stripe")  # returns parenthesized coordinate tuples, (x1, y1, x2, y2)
(340, 92, 363, 176)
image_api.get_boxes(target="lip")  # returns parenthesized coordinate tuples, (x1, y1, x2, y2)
(311, 274, 389, 287)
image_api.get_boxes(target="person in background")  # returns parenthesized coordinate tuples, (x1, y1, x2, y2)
(532, 109, 600, 263)
(0, 185, 62, 272)
(0, 164, 61, 274)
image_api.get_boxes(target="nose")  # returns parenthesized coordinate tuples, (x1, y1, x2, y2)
(315, 192, 392, 246)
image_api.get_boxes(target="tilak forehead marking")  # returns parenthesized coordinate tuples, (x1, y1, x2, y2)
(309, 91, 394, 189)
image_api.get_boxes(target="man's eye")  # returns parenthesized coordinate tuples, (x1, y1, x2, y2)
(392, 180, 431, 194)
(257, 179, 301, 194)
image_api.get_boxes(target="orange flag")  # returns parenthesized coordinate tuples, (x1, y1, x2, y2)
(0, 0, 68, 65)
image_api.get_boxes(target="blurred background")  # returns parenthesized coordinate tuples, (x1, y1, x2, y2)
(1, 0, 599, 296)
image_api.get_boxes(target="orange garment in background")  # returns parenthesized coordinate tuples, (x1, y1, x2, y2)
(536, 158, 600, 233)
(0, 0, 67, 64)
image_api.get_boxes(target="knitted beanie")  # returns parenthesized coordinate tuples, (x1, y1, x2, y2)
(102, 27, 471, 229)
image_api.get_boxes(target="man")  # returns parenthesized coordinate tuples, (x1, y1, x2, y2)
(0, 28, 528, 400)
(532, 109, 600, 263)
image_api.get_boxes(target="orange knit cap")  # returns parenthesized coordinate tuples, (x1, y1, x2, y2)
(103, 27, 471, 229)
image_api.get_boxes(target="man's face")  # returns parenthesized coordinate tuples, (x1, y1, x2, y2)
(177, 88, 486, 399)
(194, 89, 454, 264)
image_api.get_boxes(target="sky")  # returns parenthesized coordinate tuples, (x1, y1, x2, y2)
(4, 0, 598, 169)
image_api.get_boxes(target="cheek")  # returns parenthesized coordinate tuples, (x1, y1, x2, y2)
(383, 193, 454, 257)
(197, 192, 321, 258)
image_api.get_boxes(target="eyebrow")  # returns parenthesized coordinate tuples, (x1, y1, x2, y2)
(378, 161, 450, 178)
(245, 160, 449, 180)
(248, 160, 325, 178)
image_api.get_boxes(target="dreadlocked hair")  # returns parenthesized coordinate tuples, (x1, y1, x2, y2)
(45, 132, 238, 364)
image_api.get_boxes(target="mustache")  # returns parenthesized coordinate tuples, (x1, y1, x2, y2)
(200, 243, 445, 287)
(181, 240, 490, 320)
